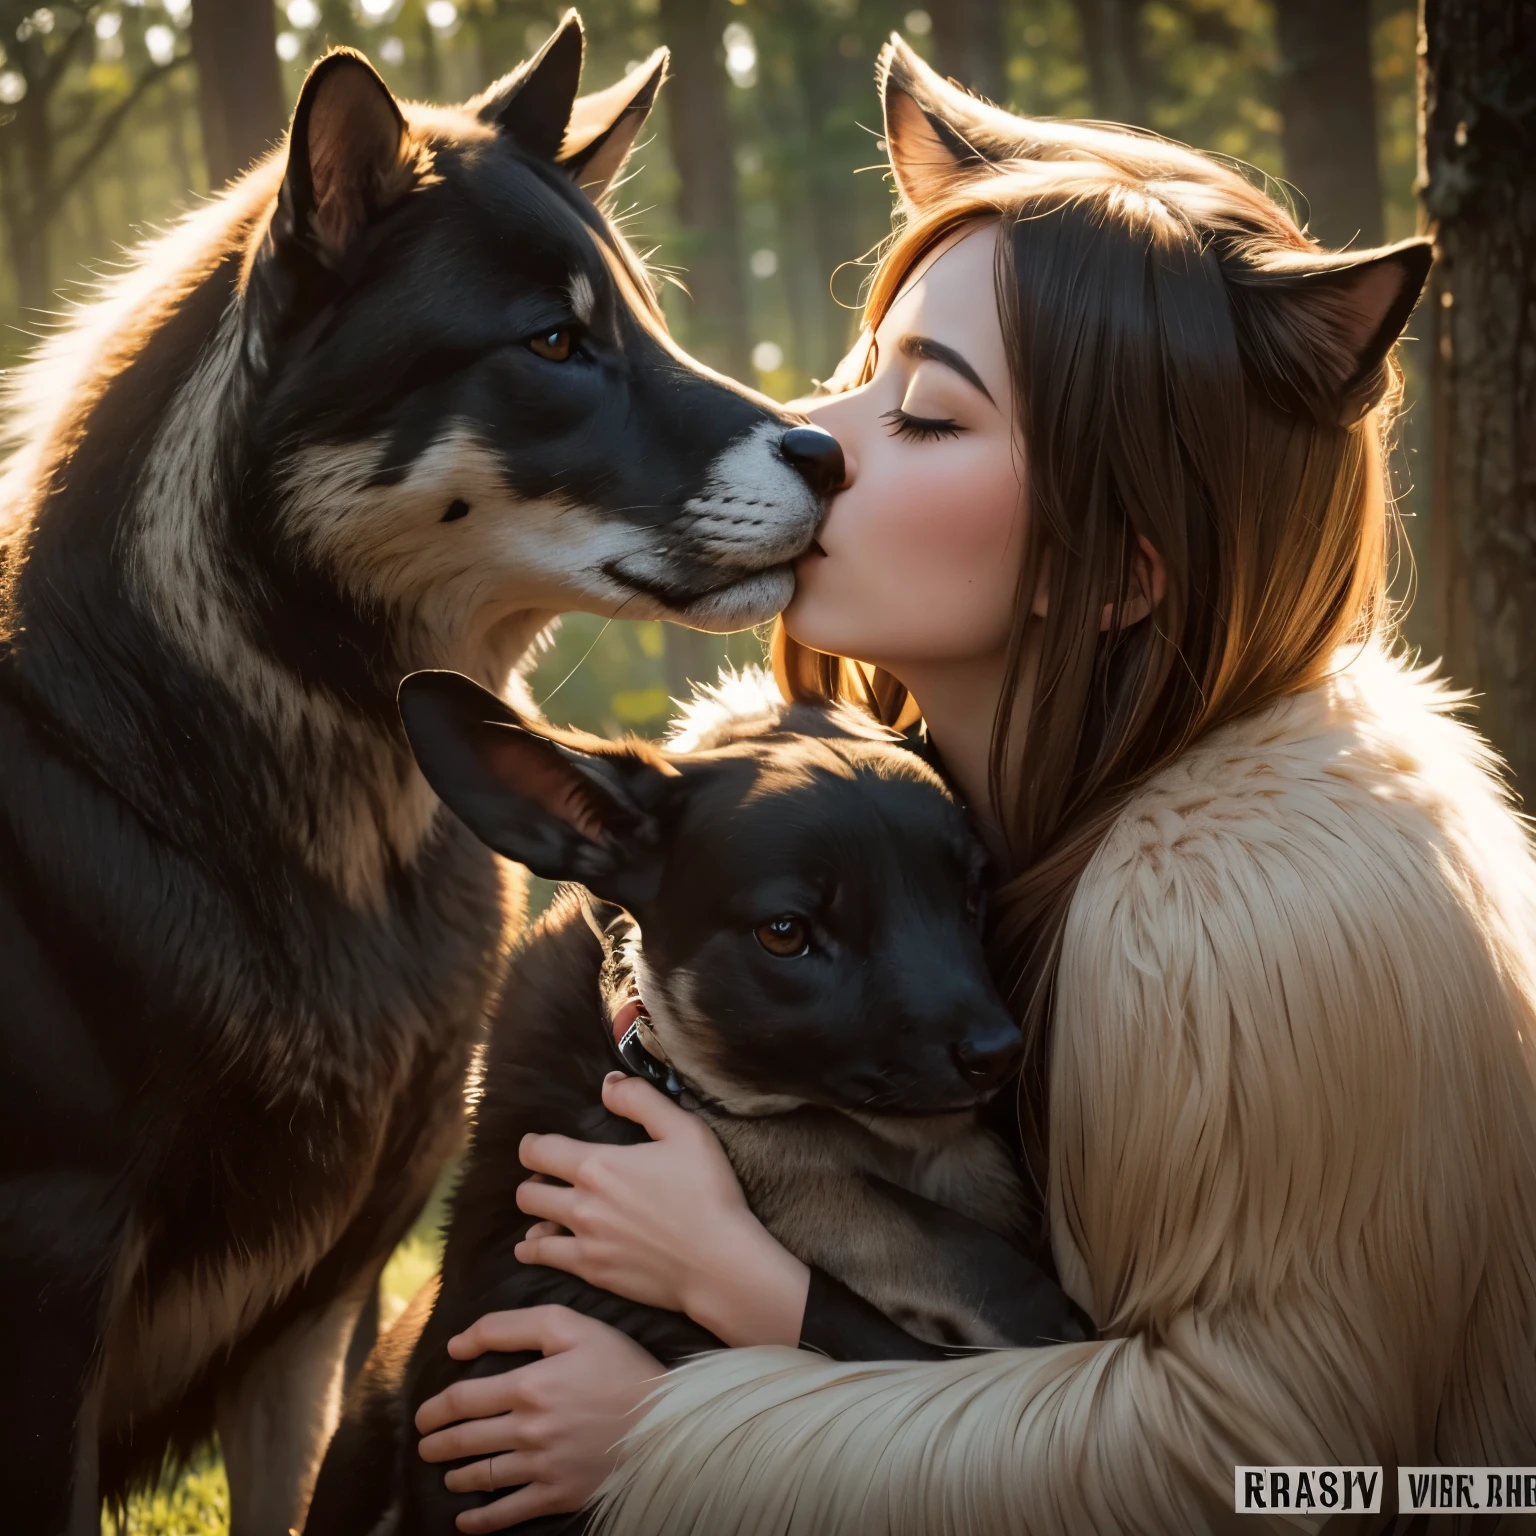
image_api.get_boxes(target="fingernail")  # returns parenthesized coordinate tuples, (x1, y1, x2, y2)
(604, 1070, 625, 1085)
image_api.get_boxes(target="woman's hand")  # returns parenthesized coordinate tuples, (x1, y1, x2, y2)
(415, 1305, 661, 1534)
(516, 1071, 810, 1347)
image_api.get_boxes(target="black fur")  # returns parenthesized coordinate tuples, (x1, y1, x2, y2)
(306, 674, 1084, 1535)
(0, 16, 824, 1529)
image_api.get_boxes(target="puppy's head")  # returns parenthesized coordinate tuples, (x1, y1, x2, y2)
(400, 669, 1023, 1119)
(243, 15, 836, 686)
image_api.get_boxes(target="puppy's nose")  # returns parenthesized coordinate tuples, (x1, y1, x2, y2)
(951, 1023, 1024, 1092)
(780, 426, 845, 494)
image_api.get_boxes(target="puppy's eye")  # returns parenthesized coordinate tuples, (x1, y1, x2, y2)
(527, 328, 574, 362)
(755, 915, 809, 958)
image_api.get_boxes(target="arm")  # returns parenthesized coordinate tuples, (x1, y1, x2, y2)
(590, 757, 1529, 1534)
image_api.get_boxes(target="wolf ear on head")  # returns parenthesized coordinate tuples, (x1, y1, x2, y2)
(276, 50, 417, 271)
(474, 11, 668, 200)
(1227, 239, 1434, 424)
(398, 670, 673, 908)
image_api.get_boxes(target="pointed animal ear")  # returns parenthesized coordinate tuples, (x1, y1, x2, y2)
(559, 48, 668, 200)
(473, 10, 585, 163)
(276, 50, 419, 270)
(1228, 237, 1434, 424)
(877, 33, 1224, 208)
(879, 35, 994, 209)
(398, 670, 674, 906)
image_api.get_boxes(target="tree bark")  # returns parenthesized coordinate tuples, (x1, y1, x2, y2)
(1072, 0, 1149, 126)
(190, 0, 285, 188)
(1273, 0, 1383, 248)
(1420, 0, 1536, 789)
(657, 0, 750, 379)
(931, 0, 1007, 106)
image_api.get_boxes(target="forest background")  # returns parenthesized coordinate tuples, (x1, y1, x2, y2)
(0, 0, 1519, 1529)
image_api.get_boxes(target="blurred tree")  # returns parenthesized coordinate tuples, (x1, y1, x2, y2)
(656, 0, 749, 688)
(932, 0, 1006, 104)
(657, 0, 749, 377)
(1273, 0, 1382, 246)
(0, 0, 188, 312)
(1072, 0, 1148, 124)
(189, 0, 284, 187)
(1420, 0, 1536, 788)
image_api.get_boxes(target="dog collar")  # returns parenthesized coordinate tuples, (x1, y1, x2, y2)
(578, 890, 689, 1103)
(607, 990, 687, 1102)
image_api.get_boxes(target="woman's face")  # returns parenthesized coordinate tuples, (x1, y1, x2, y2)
(786, 224, 1025, 674)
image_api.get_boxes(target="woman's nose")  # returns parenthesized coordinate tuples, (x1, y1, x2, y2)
(779, 425, 846, 494)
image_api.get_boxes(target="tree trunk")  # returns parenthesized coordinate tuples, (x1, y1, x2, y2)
(1420, 0, 1536, 789)
(657, 0, 750, 379)
(190, 0, 285, 187)
(1273, 0, 1383, 248)
(1072, 0, 1149, 126)
(931, 0, 1007, 105)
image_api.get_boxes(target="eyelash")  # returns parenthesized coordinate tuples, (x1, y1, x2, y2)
(881, 408, 961, 442)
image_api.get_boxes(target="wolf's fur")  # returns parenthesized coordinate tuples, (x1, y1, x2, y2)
(0, 20, 825, 1533)
(591, 647, 1536, 1535)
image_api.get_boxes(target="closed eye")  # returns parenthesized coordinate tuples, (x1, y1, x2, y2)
(881, 407, 961, 442)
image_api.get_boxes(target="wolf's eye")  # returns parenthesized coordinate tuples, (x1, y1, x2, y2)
(528, 328, 574, 362)
(755, 915, 809, 958)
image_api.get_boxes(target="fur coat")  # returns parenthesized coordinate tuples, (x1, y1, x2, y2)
(592, 646, 1536, 1535)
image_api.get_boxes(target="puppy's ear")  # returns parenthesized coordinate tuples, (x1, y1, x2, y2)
(1226, 237, 1434, 423)
(399, 671, 674, 907)
(559, 48, 668, 200)
(274, 50, 421, 270)
(473, 10, 584, 163)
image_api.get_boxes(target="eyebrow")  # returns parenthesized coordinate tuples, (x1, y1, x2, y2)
(897, 335, 996, 405)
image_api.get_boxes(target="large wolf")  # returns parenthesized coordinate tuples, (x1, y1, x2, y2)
(0, 15, 832, 1532)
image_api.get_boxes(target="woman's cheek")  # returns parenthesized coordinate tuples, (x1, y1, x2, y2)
(867, 444, 1024, 658)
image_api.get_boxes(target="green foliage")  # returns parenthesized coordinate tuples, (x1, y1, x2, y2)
(111, 1456, 228, 1536)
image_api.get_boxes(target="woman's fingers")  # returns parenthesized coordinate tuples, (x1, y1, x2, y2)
(418, 1411, 529, 1465)
(441, 1447, 538, 1493)
(447, 1304, 584, 1361)
(416, 1370, 524, 1434)
(518, 1131, 595, 1182)
(514, 1231, 582, 1274)
(600, 1070, 695, 1139)
(515, 1178, 577, 1226)
(455, 1483, 564, 1535)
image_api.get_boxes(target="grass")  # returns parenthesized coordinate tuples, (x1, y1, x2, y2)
(111, 1169, 455, 1535)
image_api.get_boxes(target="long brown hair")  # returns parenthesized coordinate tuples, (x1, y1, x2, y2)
(773, 40, 1432, 1195)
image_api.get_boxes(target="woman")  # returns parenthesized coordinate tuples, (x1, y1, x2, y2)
(412, 39, 1536, 1535)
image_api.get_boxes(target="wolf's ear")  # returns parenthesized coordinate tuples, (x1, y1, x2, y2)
(473, 10, 585, 163)
(275, 50, 418, 270)
(1227, 238, 1434, 424)
(559, 48, 668, 199)
(398, 671, 675, 907)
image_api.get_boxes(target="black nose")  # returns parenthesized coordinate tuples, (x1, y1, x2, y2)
(780, 426, 845, 494)
(951, 1024, 1024, 1092)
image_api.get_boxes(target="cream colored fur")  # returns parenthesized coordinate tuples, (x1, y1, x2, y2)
(593, 645, 1536, 1535)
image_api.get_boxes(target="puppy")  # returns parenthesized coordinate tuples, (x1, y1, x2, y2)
(305, 667, 1088, 1536)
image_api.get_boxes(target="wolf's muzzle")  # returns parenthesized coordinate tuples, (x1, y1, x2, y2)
(779, 426, 846, 495)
